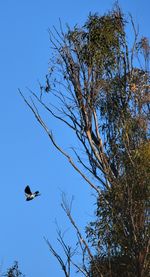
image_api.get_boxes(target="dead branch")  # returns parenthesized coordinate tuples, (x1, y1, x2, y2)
(19, 89, 101, 195)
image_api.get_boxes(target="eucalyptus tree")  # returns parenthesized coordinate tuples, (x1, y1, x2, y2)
(21, 5, 149, 277)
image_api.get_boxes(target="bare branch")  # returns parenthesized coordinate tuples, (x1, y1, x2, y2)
(19, 90, 101, 195)
(44, 237, 70, 277)
(61, 194, 104, 277)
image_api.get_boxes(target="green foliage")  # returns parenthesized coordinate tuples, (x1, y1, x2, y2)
(51, 7, 149, 275)
(3, 261, 25, 277)
(67, 6, 126, 75)
(86, 139, 150, 276)
(84, 10, 125, 69)
(29, 3, 150, 276)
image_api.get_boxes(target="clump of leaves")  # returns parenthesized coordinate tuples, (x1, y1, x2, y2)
(3, 261, 25, 277)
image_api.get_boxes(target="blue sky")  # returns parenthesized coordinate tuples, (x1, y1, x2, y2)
(0, 1, 149, 276)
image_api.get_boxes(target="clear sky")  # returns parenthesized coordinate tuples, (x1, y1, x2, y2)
(0, 1, 149, 276)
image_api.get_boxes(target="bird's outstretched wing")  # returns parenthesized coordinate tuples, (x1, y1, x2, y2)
(25, 185, 32, 195)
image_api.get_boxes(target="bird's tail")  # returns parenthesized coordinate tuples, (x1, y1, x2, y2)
(35, 191, 40, 197)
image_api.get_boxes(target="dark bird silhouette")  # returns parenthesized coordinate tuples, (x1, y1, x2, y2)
(24, 185, 41, 201)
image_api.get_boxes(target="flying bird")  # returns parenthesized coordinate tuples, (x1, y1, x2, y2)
(24, 185, 41, 201)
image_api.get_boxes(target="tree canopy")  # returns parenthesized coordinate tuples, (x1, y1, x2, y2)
(3, 261, 25, 277)
(21, 5, 150, 277)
